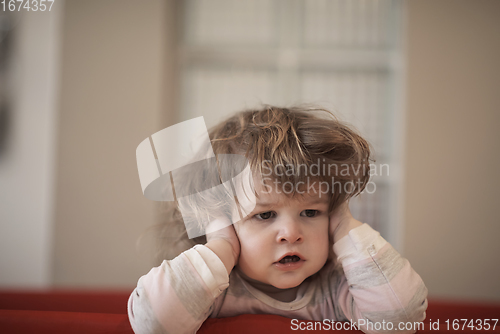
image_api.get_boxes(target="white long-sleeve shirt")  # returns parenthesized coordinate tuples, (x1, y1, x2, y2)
(128, 224, 428, 334)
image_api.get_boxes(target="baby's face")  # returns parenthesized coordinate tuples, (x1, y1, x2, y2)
(233, 179, 330, 289)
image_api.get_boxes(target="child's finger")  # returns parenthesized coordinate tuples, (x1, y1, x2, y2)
(205, 217, 233, 235)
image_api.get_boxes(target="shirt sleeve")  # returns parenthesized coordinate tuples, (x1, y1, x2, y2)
(127, 244, 229, 334)
(332, 224, 428, 334)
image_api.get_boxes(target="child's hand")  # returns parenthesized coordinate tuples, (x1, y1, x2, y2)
(329, 201, 362, 244)
(205, 217, 240, 274)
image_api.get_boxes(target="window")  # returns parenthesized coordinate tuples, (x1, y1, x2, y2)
(176, 0, 405, 249)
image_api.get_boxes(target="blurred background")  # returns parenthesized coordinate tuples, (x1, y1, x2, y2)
(0, 0, 499, 303)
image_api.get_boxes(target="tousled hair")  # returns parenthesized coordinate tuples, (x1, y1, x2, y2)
(154, 105, 372, 261)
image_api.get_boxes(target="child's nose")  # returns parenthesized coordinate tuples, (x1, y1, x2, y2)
(276, 218, 303, 244)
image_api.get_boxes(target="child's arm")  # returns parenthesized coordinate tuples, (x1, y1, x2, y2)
(127, 219, 239, 334)
(329, 202, 428, 334)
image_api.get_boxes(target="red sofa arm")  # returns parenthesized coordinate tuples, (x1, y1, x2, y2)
(1, 290, 500, 334)
(0, 310, 133, 334)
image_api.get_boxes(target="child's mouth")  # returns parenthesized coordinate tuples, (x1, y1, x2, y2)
(278, 255, 301, 264)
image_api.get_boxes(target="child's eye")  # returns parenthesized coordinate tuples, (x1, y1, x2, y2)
(301, 210, 319, 218)
(255, 211, 276, 220)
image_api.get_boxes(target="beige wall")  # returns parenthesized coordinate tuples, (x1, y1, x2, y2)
(53, 0, 175, 287)
(404, 0, 500, 301)
(0, 3, 62, 288)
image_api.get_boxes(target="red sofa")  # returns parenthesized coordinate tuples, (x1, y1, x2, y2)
(1, 290, 499, 333)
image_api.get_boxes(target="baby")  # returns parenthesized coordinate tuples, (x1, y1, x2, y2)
(128, 106, 428, 333)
